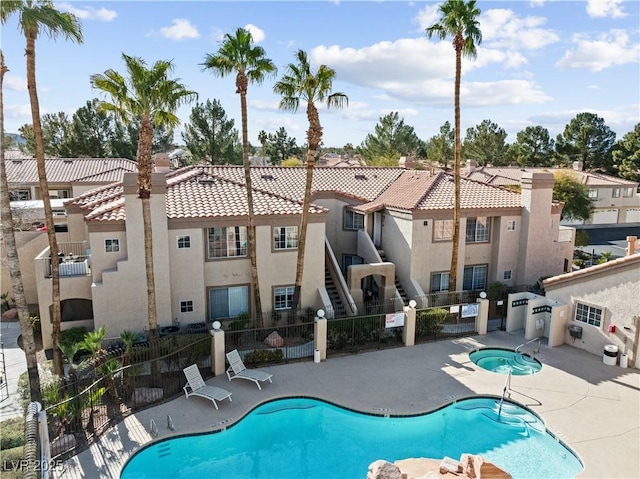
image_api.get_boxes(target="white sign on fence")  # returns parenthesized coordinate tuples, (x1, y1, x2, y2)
(450, 305, 460, 313)
(385, 312, 405, 328)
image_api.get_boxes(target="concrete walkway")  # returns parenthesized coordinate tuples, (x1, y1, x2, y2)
(53, 331, 639, 479)
(0, 321, 28, 420)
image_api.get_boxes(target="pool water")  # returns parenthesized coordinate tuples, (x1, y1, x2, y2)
(470, 348, 542, 375)
(120, 397, 582, 479)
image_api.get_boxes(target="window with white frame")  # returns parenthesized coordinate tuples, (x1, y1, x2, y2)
(177, 235, 191, 249)
(466, 217, 490, 243)
(503, 270, 512, 281)
(274, 286, 295, 310)
(612, 188, 621, 198)
(343, 210, 364, 230)
(207, 226, 247, 259)
(9, 190, 31, 201)
(588, 188, 598, 199)
(506, 220, 516, 231)
(180, 300, 194, 313)
(273, 226, 298, 250)
(433, 219, 454, 241)
(623, 187, 634, 197)
(575, 302, 602, 328)
(431, 271, 450, 292)
(209, 286, 248, 320)
(49, 189, 71, 199)
(463, 264, 487, 290)
(105, 239, 120, 253)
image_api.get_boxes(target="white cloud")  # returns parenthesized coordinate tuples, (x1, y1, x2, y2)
(248, 99, 280, 112)
(57, 3, 117, 21)
(258, 116, 303, 134)
(555, 29, 640, 71)
(244, 24, 265, 43)
(413, 4, 442, 32)
(158, 19, 199, 40)
(530, 0, 546, 7)
(586, 0, 627, 18)
(5, 75, 27, 92)
(5, 104, 36, 118)
(481, 9, 559, 51)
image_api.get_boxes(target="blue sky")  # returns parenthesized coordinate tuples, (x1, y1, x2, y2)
(2, 0, 639, 149)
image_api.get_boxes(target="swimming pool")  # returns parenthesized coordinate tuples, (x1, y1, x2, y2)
(470, 347, 542, 375)
(120, 397, 582, 479)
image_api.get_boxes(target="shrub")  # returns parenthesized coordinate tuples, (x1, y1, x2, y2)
(416, 308, 448, 337)
(60, 327, 87, 349)
(243, 349, 283, 366)
(0, 417, 25, 450)
(0, 445, 24, 479)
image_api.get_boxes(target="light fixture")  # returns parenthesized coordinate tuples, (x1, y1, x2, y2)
(409, 300, 417, 308)
(479, 292, 487, 299)
(212, 321, 222, 331)
(316, 309, 325, 318)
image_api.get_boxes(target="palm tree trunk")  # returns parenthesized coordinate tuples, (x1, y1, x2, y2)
(240, 89, 263, 326)
(0, 51, 42, 402)
(449, 39, 463, 295)
(26, 34, 64, 375)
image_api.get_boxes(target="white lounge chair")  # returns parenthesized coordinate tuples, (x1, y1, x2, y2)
(183, 364, 232, 409)
(226, 349, 273, 390)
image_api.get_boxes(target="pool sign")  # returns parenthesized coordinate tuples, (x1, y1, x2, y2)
(385, 312, 405, 328)
(461, 303, 479, 318)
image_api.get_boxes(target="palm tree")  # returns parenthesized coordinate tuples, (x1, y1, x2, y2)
(0, 50, 42, 401)
(426, 0, 482, 293)
(202, 28, 276, 326)
(258, 129, 268, 158)
(1, 0, 83, 376)
(273, 49, 348, 315)
(91, 54, 197, 341)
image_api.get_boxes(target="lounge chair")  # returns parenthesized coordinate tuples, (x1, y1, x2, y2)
(183, 364, 232, 409)
(226, 349, 273, 390)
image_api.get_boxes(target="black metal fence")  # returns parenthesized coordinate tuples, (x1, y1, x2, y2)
(326, 314, 404, 355)
(415, 306, 477, 343)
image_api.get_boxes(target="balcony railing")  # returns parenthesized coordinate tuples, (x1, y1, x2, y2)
(38, 241, 91, 278)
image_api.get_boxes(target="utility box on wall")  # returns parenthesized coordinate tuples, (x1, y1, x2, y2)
(568, 325, 583, 340)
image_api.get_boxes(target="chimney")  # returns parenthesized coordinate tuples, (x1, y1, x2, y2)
(572, 161, 583, 171)
(466, 159, 477, 172)
(154, 153, 170, 173)
(627, 236, 638, 256)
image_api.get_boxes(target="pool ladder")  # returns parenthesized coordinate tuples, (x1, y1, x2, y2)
(498, 370, 512, 419)
(515, 337, 541, 355)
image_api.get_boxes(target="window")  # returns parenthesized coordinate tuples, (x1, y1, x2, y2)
(466, 217, 490, 243)
(49, 189, 71, 199)
(177, 235, 191, 249)
(463, 265, 487, 290)
(343, 255, 364, 275)
(207, 226, 247, 259)
(9, 190, 30, 201)
(209, 286, 248, 320)
(506, 220, 516, 231)
(180, 300, 194, 313)
(612, 188, 621, 198)
(343, 210, 364, 230)
(431, 271, 450, 292)
(575, 302, 602, 328)
(274, 286, 295, 310)
(105, 239, 119, 253)
(503, 270, 512, 281)
(588, 188, 598, 199)
(433, 219, 454, 241)
(273, 226, 298, 250)
(623, 187, 634, 198)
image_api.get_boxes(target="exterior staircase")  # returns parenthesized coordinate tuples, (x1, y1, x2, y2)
(325, 266, 347, 318)
(377, 248, 409, 305)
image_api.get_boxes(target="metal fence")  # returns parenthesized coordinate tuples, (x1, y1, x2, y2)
(326, 314, 404, 355)
(414, 306, 477, 343)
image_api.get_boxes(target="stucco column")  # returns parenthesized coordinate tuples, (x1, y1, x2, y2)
(476, 298, 489, 335)
(210, 328, 225, 376)
(314, 316, 327, 361)
(403, 303, 416, 346)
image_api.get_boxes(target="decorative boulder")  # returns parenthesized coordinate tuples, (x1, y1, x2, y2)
(2, 308, 18, 320)
(264, 331, 284, 348)
(367, 460, 403, 479)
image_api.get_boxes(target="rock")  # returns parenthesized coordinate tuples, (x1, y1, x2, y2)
(2, 308, 18, 320)
(368, 460, 403, 479)
(50, 434, 76, 457)
(460, 453, 476, 478)
(473, 455, 512, 479)
(439, 456, 461, 474)
(132, 387, 163, 405)
(264, 331, 284, 347)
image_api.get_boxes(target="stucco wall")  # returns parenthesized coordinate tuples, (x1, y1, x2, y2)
(1, 231, 49, 305)
(379, 210, 412, 290)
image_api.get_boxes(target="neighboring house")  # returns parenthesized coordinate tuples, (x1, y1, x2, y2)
(32, 166, 574, 350)
(462, 161, 640, 225)
(543, 250, 640, 369)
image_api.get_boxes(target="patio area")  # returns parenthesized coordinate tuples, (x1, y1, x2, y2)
(55, 330, 639, 479)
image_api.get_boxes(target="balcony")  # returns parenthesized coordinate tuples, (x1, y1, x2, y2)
(37, 241, 92, 278)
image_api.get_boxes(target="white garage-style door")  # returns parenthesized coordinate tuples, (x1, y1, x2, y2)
(592, 209, 619, 224)
(625, 208, 640, 223)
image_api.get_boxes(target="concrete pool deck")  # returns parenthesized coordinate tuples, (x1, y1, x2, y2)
(55, 330, 639, 479)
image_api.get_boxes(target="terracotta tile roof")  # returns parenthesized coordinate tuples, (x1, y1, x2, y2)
(462, 166, 637, 187)
(543, 253, 640, 288)
(5, 158, 137, 184)
(354, 170, 439, 213)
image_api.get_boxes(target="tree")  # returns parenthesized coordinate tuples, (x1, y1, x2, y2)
(553, 172, 594, 222)
(65, 99, 114, 157)
(2, 133, 17, 149)
(2, 0, 83, 376)
(507, 125, 555, 167)
(273, 49, 348, 315)
(358, 112, 426, 165)
(556, 112, 616, 172)
(425, 121, 454, 168)
(182, 99, 242, 165)
(91, 54, 197, 342)
(463, 119, 509, 166)
(202, 28, 276, 326)
(0, 50, 42, 402)
(17, 122, 35, 155)
(612, 123, 640, 182)
(266, 126, 300, 163)
(258, 129, 268, 157)
(427, 0, 482, 293)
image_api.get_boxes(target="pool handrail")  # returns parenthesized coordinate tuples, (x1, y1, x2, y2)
(515, 337, 540, 355)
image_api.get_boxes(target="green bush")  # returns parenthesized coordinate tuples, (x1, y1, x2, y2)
(30, 314, 41, 335)
(0, 445, 24, 479)
(0, 417, 25, 450)
(416, 308, 448, 337)
(60, 327, 88, 349)
(243, 349, 283, 366)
